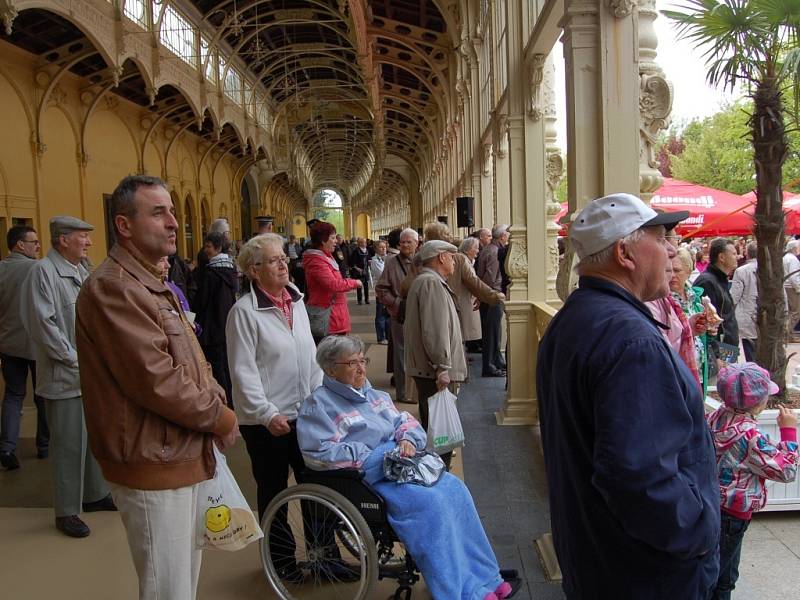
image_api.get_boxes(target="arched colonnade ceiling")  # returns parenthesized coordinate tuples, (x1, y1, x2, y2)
(193, 0, 456, 217)
(2, 5, 267, 181)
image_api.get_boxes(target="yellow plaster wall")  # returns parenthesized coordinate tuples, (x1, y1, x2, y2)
(355, 213, 371, 239)
(0, 41, 245, 266)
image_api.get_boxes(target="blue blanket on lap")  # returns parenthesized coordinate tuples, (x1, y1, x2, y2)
(363, 441, 502, 600)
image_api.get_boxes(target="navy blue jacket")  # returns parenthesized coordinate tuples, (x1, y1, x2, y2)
(536, 277, 720, 599)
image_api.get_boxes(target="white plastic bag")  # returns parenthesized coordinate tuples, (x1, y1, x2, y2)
(196, 445, 263, 551)
(426, 388, 465, 454)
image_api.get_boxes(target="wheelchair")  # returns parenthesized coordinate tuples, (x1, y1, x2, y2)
(260, 468, 421, 600)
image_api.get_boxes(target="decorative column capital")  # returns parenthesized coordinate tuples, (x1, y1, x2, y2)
(526, 54, 546, 121)
(607, 0, 636, 18)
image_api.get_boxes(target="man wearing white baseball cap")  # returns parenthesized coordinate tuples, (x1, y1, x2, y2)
(536, 193, 720, 599)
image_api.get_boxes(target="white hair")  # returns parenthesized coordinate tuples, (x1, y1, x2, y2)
(316, 335, 365, 373)
(492, 224, 509, 239)
(459, 237, 479, 254)
(237, 233, 284, 276)
(786, 240, 799, 253)
(209, 218, 229, 234)
(400, 227, 419, 241)
(576, 228, 646, 272)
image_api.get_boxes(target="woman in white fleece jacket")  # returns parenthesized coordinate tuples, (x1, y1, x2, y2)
(225, 233, 323, 583)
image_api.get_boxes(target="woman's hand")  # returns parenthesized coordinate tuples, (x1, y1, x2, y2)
(267, 415, 292, 437)
(689, 312, 708, 336)
(398, 439, 416, 457)
(778, 405, 798, 429)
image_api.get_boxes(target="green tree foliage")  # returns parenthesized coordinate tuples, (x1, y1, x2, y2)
(669, 102, 754, 193)
(662, 102, 800, 193)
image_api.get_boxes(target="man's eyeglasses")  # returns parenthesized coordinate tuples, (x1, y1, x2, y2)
(23, 239, 41, 245)
(254, 256, 289, 267)
(335, 358, 371, 368)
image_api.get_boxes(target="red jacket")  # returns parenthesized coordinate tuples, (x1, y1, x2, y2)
(303, 249, 359, 334)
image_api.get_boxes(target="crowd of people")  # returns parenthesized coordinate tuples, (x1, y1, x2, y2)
(0, 174, 519, 600)
(7, 176, 799, 599)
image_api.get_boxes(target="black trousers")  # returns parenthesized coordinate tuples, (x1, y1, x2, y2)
(202, 343, 232, 407)
(412, 376, 452, 470)
(356, 275, 370, 303)
(240, 423, 313, 570)
(479, 302, 506, 374)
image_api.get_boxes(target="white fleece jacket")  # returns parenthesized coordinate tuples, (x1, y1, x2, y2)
(226, 284, 323, 427)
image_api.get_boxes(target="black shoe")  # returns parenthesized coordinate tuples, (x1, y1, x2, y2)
(56, 515, 90, 538)
(82, 494, 117, 513)
(357, 301, 363, 305)
(37, 448, 49, 459)
(482, 369, 506, 378)
(364, 301, 370, 304)
(0, 451, 20, 470)
(390, 376, 396, 387)
(277, 565, 305, 584)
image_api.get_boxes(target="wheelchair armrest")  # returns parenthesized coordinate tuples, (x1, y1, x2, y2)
(300, 468, 365, 481)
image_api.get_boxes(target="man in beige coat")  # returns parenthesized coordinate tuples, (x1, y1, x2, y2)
(404, 240, 466, 469)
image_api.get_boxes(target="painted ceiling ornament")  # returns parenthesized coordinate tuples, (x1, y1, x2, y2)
(527, 54, 546, 121)
(607, 0, 636, 18)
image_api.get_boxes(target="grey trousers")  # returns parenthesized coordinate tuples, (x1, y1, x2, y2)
(390, 318, 406, 401)
(45, 396, 108, 517)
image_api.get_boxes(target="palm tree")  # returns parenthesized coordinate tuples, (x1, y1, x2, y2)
(664, 0, 800, 399)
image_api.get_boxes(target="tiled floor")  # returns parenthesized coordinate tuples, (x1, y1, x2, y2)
(2, 294, 800, 599)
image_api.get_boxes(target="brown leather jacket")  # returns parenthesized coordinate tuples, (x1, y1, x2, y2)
(76, 244, 236, 491)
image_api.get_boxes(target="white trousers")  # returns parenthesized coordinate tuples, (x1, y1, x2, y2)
(110, 482, 203, 600)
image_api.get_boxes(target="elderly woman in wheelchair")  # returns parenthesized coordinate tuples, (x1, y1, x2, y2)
(278, 335, 515, 600)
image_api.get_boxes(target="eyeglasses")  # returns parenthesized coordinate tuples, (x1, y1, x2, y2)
(335, 358, 371, 368)
(254, 256, 289, 267)
(23, 239, 40, 245)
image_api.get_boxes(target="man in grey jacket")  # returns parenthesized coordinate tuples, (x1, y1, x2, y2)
(21, 216, 113, 538)
(0, 226, 49, 469)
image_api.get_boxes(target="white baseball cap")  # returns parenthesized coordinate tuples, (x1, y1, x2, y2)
(569, 193, 689, 259)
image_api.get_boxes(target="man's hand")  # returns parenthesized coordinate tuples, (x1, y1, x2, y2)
(215, 413, 239, 450)
(267, 415, 292, 437)
(436, 369, 450, 391)
(778, 405, 798, 429)
(689, 313, 708, 336)
(354, 279, 364, 288)
(472, 298, 480, 311)
(398, 439, 416, 457)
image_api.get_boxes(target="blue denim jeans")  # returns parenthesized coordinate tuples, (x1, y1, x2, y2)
(710, 512, 750, 600)
(375, 302, 389, 342)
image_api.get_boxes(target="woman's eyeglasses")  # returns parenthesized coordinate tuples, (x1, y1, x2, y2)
(254, 256, 289, 267)
(335, 358, 371, 368)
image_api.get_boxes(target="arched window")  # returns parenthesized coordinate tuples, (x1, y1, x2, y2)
(311, 189, 345, 233)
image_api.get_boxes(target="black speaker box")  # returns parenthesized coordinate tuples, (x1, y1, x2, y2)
(456, 196, 475, 228)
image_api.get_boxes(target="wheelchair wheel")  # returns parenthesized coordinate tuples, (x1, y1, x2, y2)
(261, 483, 378, 600)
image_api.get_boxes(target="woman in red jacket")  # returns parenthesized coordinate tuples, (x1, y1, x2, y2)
(303, 221, 362, 342)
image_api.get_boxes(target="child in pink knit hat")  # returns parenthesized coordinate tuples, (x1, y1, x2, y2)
(706, 362, 798, 599)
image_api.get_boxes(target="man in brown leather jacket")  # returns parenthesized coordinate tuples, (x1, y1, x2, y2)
(76, 175, 238, 599)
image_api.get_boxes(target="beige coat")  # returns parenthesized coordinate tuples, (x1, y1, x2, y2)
(400, 252, 502, 341)
(404, 268, 467, 382)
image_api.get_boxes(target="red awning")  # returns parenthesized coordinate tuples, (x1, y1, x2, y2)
(555, 179, 800, 237)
